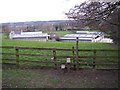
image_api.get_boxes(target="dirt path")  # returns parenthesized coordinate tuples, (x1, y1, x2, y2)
(2, 65, 118, 88)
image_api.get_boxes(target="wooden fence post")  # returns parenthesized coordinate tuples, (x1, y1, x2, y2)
(53, 49, 57, 69)
(76, 37, 79, 70)
(15, 48, 19, 68)
(93, 50, 96, 69)
(72, 46, 76, 69)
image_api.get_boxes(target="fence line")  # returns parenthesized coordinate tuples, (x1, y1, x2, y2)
(1, 46, 119, 70)
(0, 46, 118, 51)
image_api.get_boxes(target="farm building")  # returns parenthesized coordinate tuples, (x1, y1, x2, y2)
(60, 31, 104, 42)
(9, 31, 50, 41)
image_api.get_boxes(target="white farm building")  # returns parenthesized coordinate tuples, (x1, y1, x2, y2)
(9, 31, 50, 41)
(60, 31, 104, 42)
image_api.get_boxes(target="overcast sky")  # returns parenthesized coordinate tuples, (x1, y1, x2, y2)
(0, 0, 86, 23)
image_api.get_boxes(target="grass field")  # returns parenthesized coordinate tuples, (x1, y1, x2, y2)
(2, 38, 118, 88)
(48, 31, 73, 36)
(2, 39, 117, 49)
(1, 39, 118, 68)
(2, 31, 118, 68)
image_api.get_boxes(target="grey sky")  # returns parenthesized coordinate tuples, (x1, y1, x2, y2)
(0, 0, 86, 23)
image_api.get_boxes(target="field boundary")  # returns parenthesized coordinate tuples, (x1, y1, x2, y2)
(0, 46, 119, 70)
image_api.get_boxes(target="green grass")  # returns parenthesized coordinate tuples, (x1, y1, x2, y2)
(2, 39, 117, 49)
(48, 31, 73, 36)
(1, 31, 118, 88)
(2, 39, 118, 88)
(1, 39, 118, 69)
(0, 33, 9, 39)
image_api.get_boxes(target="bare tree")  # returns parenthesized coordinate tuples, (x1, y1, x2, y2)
(66, 1, 120, 45)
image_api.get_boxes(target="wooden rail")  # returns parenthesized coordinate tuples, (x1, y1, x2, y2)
(0, 46, 119, 70)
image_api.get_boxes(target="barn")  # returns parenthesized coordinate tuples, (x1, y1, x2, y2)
(60, 31, 104, 42)
(9, 31, 50, 41)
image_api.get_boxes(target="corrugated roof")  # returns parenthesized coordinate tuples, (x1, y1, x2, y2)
(21, 31, 42, 35)
(60, 37, 93, 40)
(10, 31, 49, 39)
(64, 34, 96, 38)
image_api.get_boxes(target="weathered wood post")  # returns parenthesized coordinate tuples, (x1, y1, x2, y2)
(66, 58, 71, 71)
(15, 47, 19, 68)
(72, 46, 76, 69)
(76, 37, 79, 70)
(93, 50, 96, 69)
(53, 49, 57, 69)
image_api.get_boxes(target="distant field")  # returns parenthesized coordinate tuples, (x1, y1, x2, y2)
(1, 33, 9, 39)
(48, 31, 73, 36)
